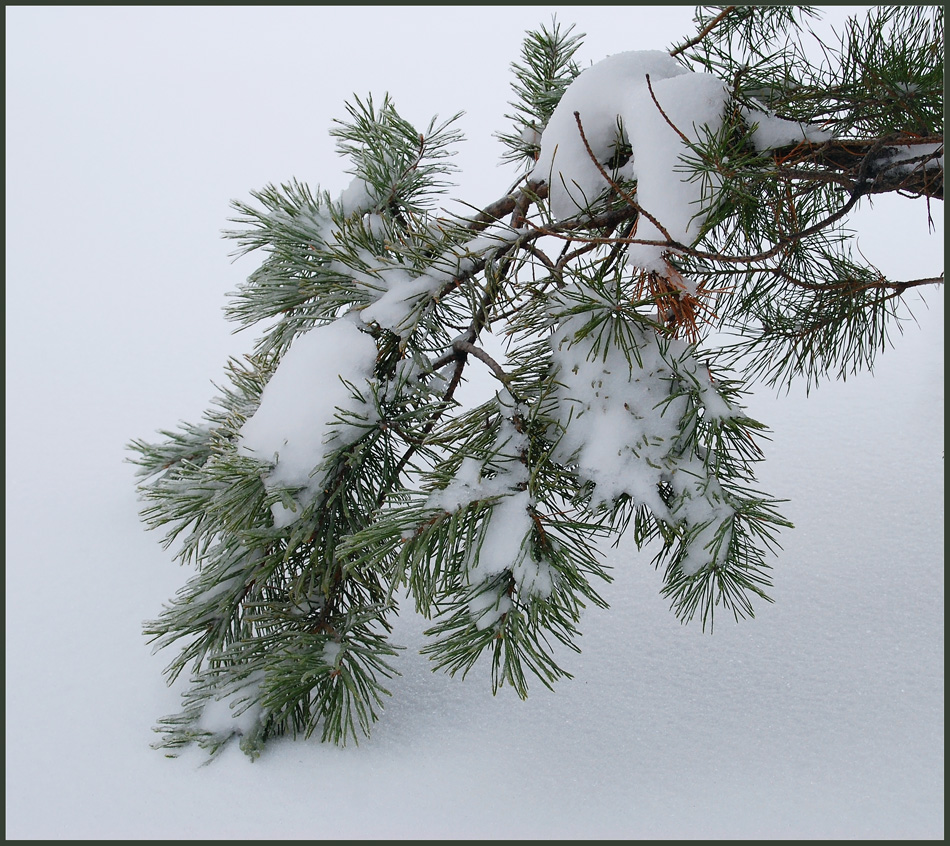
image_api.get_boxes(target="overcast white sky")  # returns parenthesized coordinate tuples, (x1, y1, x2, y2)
(6, 6, 944, 838)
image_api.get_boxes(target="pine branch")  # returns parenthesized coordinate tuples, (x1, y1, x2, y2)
(131, 8, 942, 759)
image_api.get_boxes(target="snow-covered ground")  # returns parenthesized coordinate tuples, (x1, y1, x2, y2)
(6, 6, 943, 838)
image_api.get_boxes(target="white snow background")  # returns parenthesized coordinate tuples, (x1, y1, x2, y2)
(6, 6, 943, 839)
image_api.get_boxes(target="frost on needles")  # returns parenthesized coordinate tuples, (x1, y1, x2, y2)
(129, 8, 944, 759)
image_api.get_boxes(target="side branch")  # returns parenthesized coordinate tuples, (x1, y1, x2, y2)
(769, 267, 945, 297)
(466, 182, 548, 234)
(773, 137, 944, 201)
(453, 339, 512, 388)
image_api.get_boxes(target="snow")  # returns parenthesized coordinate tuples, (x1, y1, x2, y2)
(549, 314, 682, 514)
(322, 640, 343, 666)
(237, 316, 379, 526)
(624, 70, 731, 268)
(530, 50, 733, 269)
(546, 289, 738, 573)
(357, 222, 521, 336)
(532, 52, 832, 270)
(338, 174, 376, 217)
(884, 142, 945, 173)
(532, 50, 689, 223)
(198, 671, 265, 736)
(357, 266, 444, 334)
(746, 108, 833, 151)
(472, 491, 532, 572)
(6, 5, 944, 841)
(425, 398, 552, 614)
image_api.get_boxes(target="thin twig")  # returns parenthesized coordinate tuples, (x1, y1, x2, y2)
(453, 339, 512, 387)
(770, 266, 944, 294)
(644, 74, 693, 147)
(668, 6, 738, 58)
(572, 111, 673, 242)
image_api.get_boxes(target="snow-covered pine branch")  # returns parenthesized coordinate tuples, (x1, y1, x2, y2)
(130, 8, 943, 759)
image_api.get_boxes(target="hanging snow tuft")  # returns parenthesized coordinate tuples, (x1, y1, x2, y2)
(532, 51, 731, 269)
(624, 71, 730, 270)
(546, 290, 738, 575)
(532, 51, 688, 222)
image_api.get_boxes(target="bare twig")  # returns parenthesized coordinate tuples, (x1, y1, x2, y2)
(668, 6, 738, 58)
(572, 110, 674, 242)
(645, 74, 693, 147)
(453, 339, 512, 387)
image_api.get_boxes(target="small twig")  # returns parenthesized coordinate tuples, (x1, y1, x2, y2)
(453, 339, 512, 388)
(521, 242, 557, 274)
(770, 265, 944, 295)
(509, 187, 534, 230)
(572, 111, 674, 242)
(645, 74, 693, 147)
(556, 239, 604, 272)
(668, 6, 738, 58)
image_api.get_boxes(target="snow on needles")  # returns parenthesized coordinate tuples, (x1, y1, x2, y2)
(547, 292, 737, 576)
(531, 51, 779, 574)
(238, 50, 788, 564)
(237, 316, 379, 527)
(426, 394, 554, 627)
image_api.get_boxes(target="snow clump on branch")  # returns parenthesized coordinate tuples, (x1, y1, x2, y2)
(531, 50, 725, 270)
(531, 49, 830, 269)
(237, 315, 380, 527)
